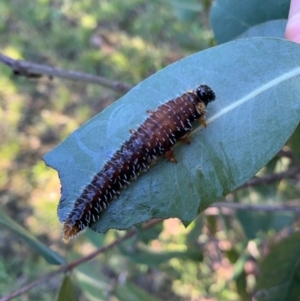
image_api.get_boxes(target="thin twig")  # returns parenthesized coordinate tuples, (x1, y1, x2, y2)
(0, 53, 132, 93)
(1, 165, 299, 300)
(0, 219, 162, 301)
(212, 202, 300, 213)
(277, 149, 297, 162)
(238, 166, 300, 189)
(0, 268, 66, 301)
(209, 166, 300, 214)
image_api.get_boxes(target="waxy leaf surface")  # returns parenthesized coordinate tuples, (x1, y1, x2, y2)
(44, 38, 300, 234)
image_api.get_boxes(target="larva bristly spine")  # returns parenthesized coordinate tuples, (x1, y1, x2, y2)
(62, 84, 215, 242)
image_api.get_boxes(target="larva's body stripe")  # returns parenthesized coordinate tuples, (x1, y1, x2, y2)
(63, 85, 216, 241)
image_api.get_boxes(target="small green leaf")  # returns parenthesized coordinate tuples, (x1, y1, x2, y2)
(115, 282, 161, 301)
(120, 246, 203, 267)
(238, 20, 287, 39)
(288, 123, 300, 163)
(163, 0, 203, 22)
(136, 223, 164, 245)
(229, 252, 250, 282)
(75, 269, 107, 301)
(163, 0, 202, 12)
(56, 276, 76, 301)
(210, 0, 289, 43)
(76, 264, 159, 301)
(44, 38, 300, 235)
(237, 211, 294, 240)
(255, 232, 300, 301)
(0, 210, 65, 265)
(185, 215, 203, 247)
(85, 228, 105, 248)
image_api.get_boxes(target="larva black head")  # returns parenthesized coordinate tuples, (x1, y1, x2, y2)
(196, 85, 216, 106)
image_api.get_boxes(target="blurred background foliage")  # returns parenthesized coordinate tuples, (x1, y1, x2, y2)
(0, 0, 299, 300)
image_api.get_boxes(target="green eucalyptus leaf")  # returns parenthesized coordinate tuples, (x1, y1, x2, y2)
(56, 276, 76, 301)
(75, 269, 107, 301)
(135, 223, 164, 245)
(44, 38, 300, 235)
(288, 123, 300, 163)
(185, 216, 203, 247)
(163, 0, 202, 12)
(76, 268, 160, 301)
(120, 246, 203, 267)
(0, 210, 65, 265)
(210, 0, 290, 44)
(85, 228, 106, 247)
(115, 282, 161, 301)
(238, 20, 287, 39)
(238, 211, 294, 239)
(163, 0, 203, 21)
(255, 232, 300, 301)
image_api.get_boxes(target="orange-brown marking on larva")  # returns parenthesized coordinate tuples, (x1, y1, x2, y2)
(62, 84, 216, 242)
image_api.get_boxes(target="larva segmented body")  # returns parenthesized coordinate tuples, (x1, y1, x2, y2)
(63, 84, 215, 241)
